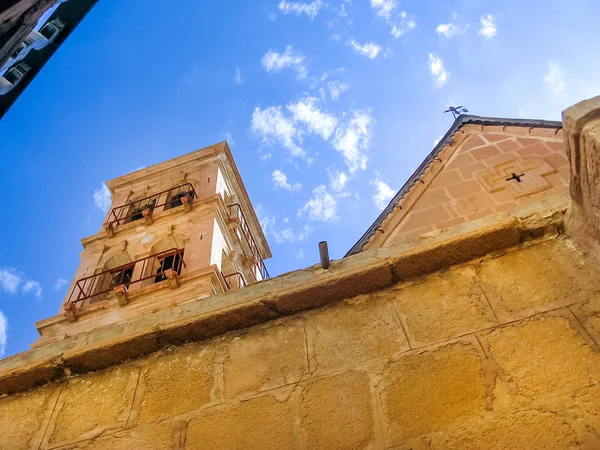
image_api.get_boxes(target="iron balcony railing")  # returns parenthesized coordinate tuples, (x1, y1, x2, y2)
(226, 203, 269, 280)
(108, 183, 197, 229)
(222, 271, 247, 291)
(66, 248, 185, 307)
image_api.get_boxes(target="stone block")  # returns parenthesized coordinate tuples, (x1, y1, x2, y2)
(428, 410, 577, 450)
(571, 383, 600, 437)
(48, 366, 139, 445)
(382, 342, 486, 443)
(393, 265, 498, 346)
(224, 323, 307, 397)
(485, 316, 600, 399)
(138, 343, 214, 424)
(186, 395, 294, 450)
(478, 240, 600, 322)
(301, 371, 376, 449)
(570, 295, 600, 344)
(64, 422, 173, 450)
(307, 295, 409, 373)
(0, 384, 56, 450)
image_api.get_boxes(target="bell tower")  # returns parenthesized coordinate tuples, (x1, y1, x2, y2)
(34, 142, 271, 347)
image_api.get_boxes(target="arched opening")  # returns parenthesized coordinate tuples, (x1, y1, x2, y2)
(125, 199, 156, 224)
(165, 191, 191, 210)
(89, 251, 133, 303)
(147, 235, 186, 284)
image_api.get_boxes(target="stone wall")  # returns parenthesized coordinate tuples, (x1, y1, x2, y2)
(370, 124, 569, 248)
(3, 235, 600, 450)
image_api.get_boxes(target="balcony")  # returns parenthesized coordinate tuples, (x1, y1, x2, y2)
(64, 248, 185, 319)
(226, 203, 270, 281)
(105, 183, 197, 235)
(222, 271, 248, 291)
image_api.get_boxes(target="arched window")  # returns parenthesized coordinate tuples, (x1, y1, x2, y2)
(165, 191, 190, 210)
(154, 251, 184, 283)
(126, 199, 156, 223)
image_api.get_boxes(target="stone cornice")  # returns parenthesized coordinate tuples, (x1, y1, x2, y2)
(0, 195, 570, 395)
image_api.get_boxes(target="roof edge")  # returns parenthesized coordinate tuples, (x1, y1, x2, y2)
(345, 114, 563, 257)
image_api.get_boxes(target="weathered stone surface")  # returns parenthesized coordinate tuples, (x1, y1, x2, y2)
(570, 295, 600, 344)
(392, 265, 497, 345)
(48, 366, 138, 445)
(224, 323, 307, 397)
(186, 395, 294, 450)
(382, 343, 486, 443)
(307, 294, 409, 373)
(428, 410, 578, 450)
(301, 371, 376, 450)
(266, 261, 394, 315)
(0, 384, 55, 450)
(563, 96, 600, 249)
(63, 422, 173, 449)
(486, 316, 600, 399)
(138, 343, 214, 424)
(479, 240, 600, 321)
(571, 383, 600, 438)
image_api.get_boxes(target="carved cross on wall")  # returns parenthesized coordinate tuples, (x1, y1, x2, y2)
(477, 156, 556, 199)
(505, 172, 525, 183)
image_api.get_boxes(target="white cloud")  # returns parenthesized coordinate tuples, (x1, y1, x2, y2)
(332, 111, 374, 173)
(23, 280, 42, 299)
(347, 38, 381, 59)
(544, 62, 566, 95)
(436, 14, 463, 38)
(371, 0, 396, 20)
(261, 46, 307, 79)
(234, 67, 244, 86)
(372, 178, 395, 209)
(327, 80, 350, 100)
(0, 267, 42, 299)
(272, 170, 302, 191)
(370, 0, 415, 38)
(328, 170, 348, 192)
(300, 185, 338, 222)
(278, 0, 323, 19)
(273, 225, 312, 243)
(251, 105, 305, 157)
(428, 53, 449, 87)
(389, 11, 416, 38)
(0, 268, 20, 295)
(53, 278, 68, 291)
(479, 14, 497, 39)
(320, 67, 345, 81)
(287, 97, 337, 140)
(93, 182, 111, 213)
(255, 205, 277, 236)
(251, 98, 373, 172)
(0, 311, 6, 357)
(223, 131, 235, 147)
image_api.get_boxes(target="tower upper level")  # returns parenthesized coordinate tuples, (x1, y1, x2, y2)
(34, 141, 271, 347)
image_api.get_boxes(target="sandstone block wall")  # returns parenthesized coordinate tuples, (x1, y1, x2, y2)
(2, 237, 600, 449)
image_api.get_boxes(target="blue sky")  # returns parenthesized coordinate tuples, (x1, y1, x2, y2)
(1, 0, 600, 358)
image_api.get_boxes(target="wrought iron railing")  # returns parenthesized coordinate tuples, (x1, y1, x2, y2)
(226, 203, 269, 280)
(222, 271, 247, 291)
(107, 183, 197, 229)
(66, 248, 185, 307)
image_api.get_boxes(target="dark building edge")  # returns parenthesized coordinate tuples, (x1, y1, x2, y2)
(0, 0, 98, 120)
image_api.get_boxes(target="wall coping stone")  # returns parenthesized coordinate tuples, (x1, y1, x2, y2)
(0, 194, 570, 395)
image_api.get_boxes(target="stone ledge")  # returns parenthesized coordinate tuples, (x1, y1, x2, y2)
(0, 195, 570, 395)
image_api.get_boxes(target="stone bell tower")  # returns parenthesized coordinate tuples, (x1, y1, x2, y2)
(34, 141, 271, 347)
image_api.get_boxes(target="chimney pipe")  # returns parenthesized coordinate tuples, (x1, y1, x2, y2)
(319, 241, 330, 269)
